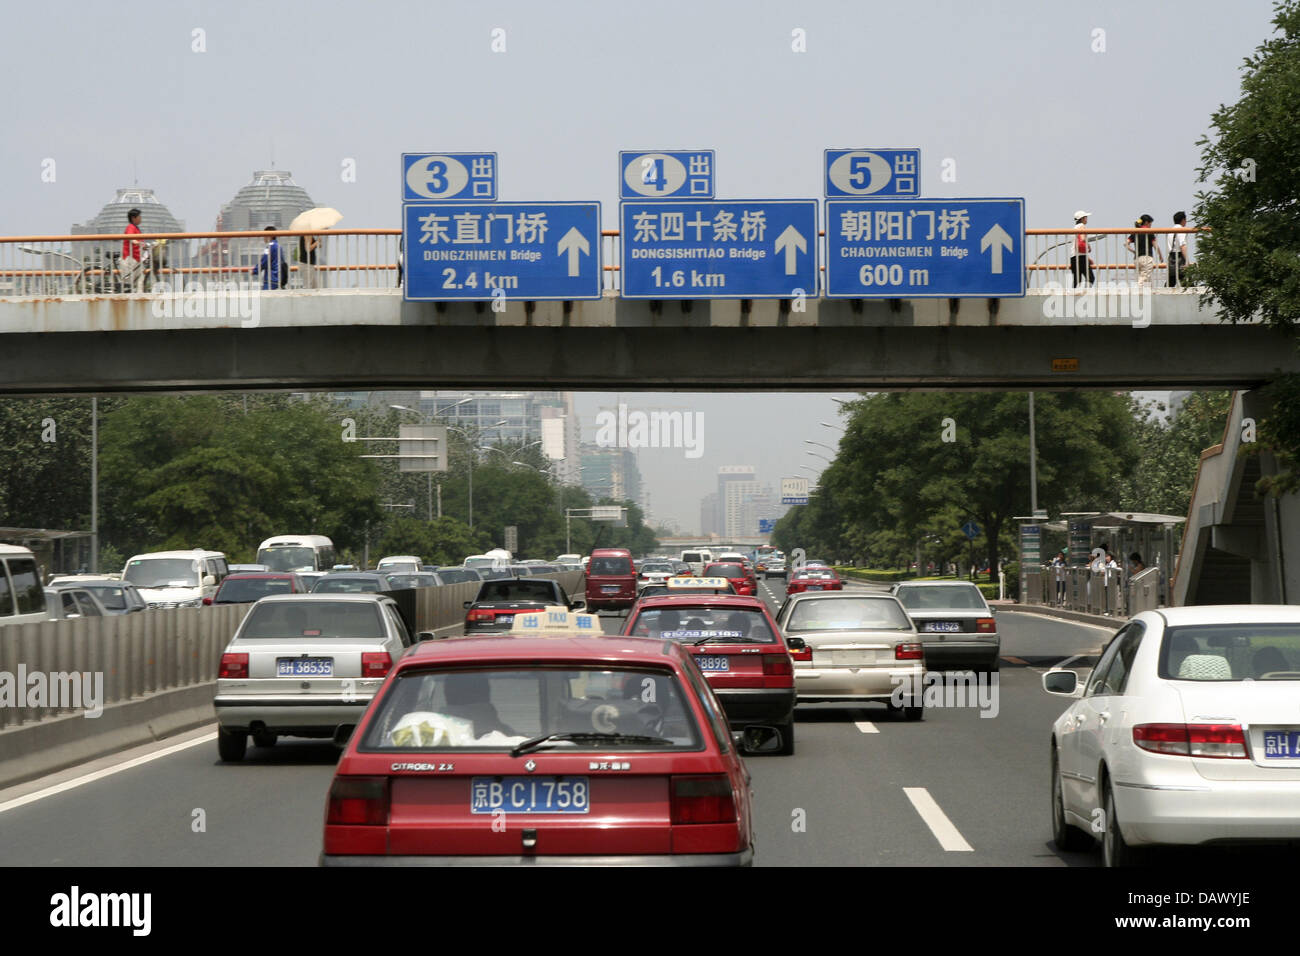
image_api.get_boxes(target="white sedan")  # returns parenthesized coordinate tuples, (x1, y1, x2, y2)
(1044, 605, 1300, 866)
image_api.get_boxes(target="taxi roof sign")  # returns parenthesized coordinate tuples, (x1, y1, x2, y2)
(668, 576, 730, 590)
(509, 605, 601, 633)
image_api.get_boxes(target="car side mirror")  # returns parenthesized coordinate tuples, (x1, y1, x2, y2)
(786, 637, 806, 652)
(416, 630, 437, 642)
(570, 600, 585, 610)
(463, 601, 473, 609)
(738, 725, 782, 754)
(202, 574, 216, 587)
(1042, 670, 1081, 697)
(332, 724, 356, 747)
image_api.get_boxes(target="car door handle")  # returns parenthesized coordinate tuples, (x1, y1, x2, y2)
(1073, 714, 1086, 724)
(1098, 712, 1110, 724)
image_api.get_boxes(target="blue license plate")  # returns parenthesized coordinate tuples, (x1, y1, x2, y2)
(806, 585, 823, 591)
(470, 776, 589, 813)
(276, 658, 332, 676)
(601, 585, 620, 593)
(1262, 731, 1300, 759)
(923, 622, 963, 633)
(696, 655, 730, 671)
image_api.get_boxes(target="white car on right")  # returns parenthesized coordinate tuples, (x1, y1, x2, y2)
(1044, 605, 1300, 866)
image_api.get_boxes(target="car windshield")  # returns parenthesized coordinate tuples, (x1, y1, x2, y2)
(705, 564, 746, 579)
(312, 576, 383, 593)
(240, 601, 384, 639)
(629, 605, 776, 643)
(361, 667, 701, 750)
(257, 547, 316, 571)
(123, 558, 198, 588)
(82, 583, 129, 610)
(896, 585, 986, 610)
(589, 557, 632, 575)
(464, 557, 495, 569)
(1159, 624, 1300, 681)
(477, 580, 558, 602)
(217, 577, 294, 602)
(389, 574, 438, 589)
(786, 597, 912, 631)
(639, 563, 674, 574)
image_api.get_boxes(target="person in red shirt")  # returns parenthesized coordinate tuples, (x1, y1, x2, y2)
(121, 208, 145, 291)
(1069, 210, 1096, 288)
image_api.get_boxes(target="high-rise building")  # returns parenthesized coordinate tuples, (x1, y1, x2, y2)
(699, 492, 720, 537)
(717, 466, 757, 539)
(580, 444, 643, 507)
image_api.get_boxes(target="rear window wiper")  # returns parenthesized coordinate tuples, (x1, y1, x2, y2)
(510, 732, 672, 757)
(692, 635, 764, 645)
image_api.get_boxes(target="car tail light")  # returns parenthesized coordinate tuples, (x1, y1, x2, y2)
(219, 652, 248, 678)
(762, 654, 793, 676)
(789, 643, 813, 662)
(466, 608, 497, 623)
(361, 651, 392, 678)
(202, 597, 213, 606)
(326, 776, 390, 825)
(1133, 723, 1248, 758)
(671, 775, 736, 824)
(895, 643, 924, 660)
(976, 618, 996, 632)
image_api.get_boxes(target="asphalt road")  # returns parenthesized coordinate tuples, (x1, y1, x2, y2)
(0, 577, 1125, 866)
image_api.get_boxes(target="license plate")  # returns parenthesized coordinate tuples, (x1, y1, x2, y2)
(1262, 730, 1300, 759)
(806, 585, 823, 591)
(276, 657, 332, 677)
(470, 776, 589, 814)
(923, 622, 963, 633)
(696, 655, 730, 671)
(601, 585, 620, 594)
(831, 650, 875, 666)
(496, 614, 516, 623)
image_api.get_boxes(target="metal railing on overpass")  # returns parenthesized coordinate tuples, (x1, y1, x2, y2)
(1024, 564, 1164, 618)
(0, 226, 1203, 299)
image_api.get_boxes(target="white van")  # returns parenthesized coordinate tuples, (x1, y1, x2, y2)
(376, 555, 423, 574)
(464, 548, 512, 571)
(680, 549, 714, 576)
(122, 549, 229, 609)
(257, 535, 336, 573)
(0, 544, 49, 627)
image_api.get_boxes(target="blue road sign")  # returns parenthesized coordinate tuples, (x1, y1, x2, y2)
(403, 202, 601, 301)
(824, 149, 920, 198)
(825, 198, 1025, 298)
(402, 153, 498, 202)
(620, 200, 817, 299)
(620, 150, 715, 199)
(759, 519, 777, 534)
(961, 520, 981, 540)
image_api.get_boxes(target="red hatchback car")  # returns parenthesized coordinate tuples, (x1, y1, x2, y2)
(702, 562, 758, 597)
(321, 630, 774, 865)
(623, 594, 799, 755)
(786, 568, 843, 596)
(584, 548, 638, 612)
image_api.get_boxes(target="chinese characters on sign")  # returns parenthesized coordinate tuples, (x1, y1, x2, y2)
(402, 153, 498, 201)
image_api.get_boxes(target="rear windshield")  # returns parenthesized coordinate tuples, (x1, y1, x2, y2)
(589, 557, 632, 575)
(629, 606, 776, 644)
(476, 580, 559, 603)
(388, 574, 439, 589)
(361, 667, 702, 750)
(312, 576, 384, 593)
(217, 577, 294, 602)
(239, 601, 385, 639)
(83, 583, 131, 610)
(435, 569, 475, 584)
(639, 563, 674, 574)
(895, 586, 986, 610)
(1160, 624, 1300, 681)
(786, 597, 912, 631)
(258, 547, 316, 572)
(705, 564, 746, 579)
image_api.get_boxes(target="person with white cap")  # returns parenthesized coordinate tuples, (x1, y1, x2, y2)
(1069, 210, 1096, 288)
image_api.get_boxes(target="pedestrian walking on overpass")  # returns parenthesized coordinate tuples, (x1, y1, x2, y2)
(120, 208, 147, 292)
(1069, 210, 1096, 288)
(255, 226, 288, 290)
(1167, 211, 1191, 288)
(1126, 214, 1162, 288)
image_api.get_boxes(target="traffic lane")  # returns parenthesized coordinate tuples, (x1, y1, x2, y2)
(996, 609, 1113, 668)
(749, 663, 1097, 866)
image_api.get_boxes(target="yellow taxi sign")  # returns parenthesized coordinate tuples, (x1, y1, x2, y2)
(668, 576, 729, 590)
(509, 606, 601, 633)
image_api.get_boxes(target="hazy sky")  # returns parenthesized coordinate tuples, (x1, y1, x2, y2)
(4, 0, 1275, 530)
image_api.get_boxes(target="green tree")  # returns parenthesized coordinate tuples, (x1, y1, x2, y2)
(1194, 1, 1300, 491)
(0, 398, 94, 532)
(377, 515, 485, 566)
(1118, 392, 1233, 516)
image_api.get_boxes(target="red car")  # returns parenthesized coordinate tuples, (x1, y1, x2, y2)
(786, 568, 843, 596)
(584, 548, 638, 612)
(321, 627, 776, 866)
(205, 572, 307, 605)
(703, 561, 757, 597)
(623, 594, 799, 755)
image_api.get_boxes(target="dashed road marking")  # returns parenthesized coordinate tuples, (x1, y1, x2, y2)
(903, 787, 974, 852)
(854, 721, 879, 734)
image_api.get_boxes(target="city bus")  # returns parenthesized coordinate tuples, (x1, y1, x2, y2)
(256, 535, 336, 573)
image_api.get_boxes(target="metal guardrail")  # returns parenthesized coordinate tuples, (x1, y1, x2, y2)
(0, 227, 1203, 298)
(0, 571, 584, 733)
(1028, 564, 1166, 618)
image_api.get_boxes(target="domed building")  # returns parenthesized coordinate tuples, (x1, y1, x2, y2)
(72, 185, 185, 237)
(200, 169, 319, 279)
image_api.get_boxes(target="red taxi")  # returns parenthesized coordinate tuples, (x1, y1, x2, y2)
(703, 561, 758, 597)
(787, 567, 843, 596)
(622, 590, 799, 755)
(321, 608, 777, 866)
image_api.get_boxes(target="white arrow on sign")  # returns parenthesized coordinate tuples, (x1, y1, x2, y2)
(980, 223, 1014, 274)
(774, 225, 807, 275)
(556, 226, 590, 277)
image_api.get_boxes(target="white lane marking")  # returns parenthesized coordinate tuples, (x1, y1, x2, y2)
(903, 787, 974, 852)
(0, 731, 217, 815)
(854, 721, 879, 734)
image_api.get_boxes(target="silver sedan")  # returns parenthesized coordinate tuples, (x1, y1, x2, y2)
(774, 592, 926, 719)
